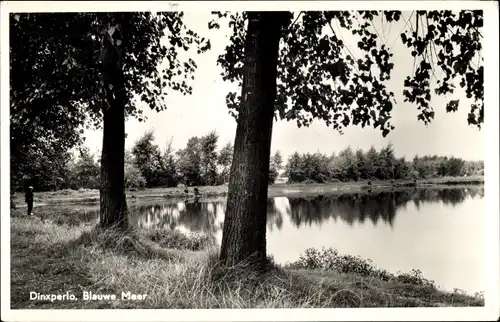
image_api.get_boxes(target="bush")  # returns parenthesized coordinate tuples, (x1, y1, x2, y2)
(288, 247, 436, 287)
(268, 168, 279, 184)
(125, 163, 147, 189)
(143, 228, 216, 251)
(395, 269, 434, 287)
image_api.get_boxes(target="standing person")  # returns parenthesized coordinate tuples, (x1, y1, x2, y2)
(10, 193, 16, 209)
(25, 186, 34, 216)
(193, 187, 201, 199)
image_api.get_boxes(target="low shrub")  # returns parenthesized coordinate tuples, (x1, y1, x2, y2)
(143, 228, 216, 251)
(395, 268, 434, 287)
(288, 247, 435, 287)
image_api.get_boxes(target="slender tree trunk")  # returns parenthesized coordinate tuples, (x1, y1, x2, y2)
(99, 23, 128, 229)
(219, 12, 290, 268)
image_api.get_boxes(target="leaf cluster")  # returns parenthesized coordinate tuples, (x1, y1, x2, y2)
(209, 10, 483, 136)
(10, 12, 211, 128)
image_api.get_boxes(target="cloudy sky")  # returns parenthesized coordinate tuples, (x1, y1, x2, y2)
(82, 11, 484, 162)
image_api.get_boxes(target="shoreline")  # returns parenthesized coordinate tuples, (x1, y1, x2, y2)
(10, 215, 484, 309)
(12, 176, 484, 207)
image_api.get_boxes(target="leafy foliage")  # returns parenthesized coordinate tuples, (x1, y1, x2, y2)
(400, 11, 483, 126)
(200, 131, 220, 186)
(14, 138, 482, 191)
(11, 139, 74, 192)
(131, 130, 173, 187)
(124, 151, 147, 189)
(176, 131, 223, 187)
(217, 142, 234, 184)
(289, 247, 436, 287)
(66, 147, 100, 189)
(144, 228, 216, 251)
(176, 137, 203, 186)
(209, 10, 483, 135)
(10, 12, 210, 192)
(269, 151, 284, 184)
(285, 144, 482, 183)
(11, 12, 210, 124)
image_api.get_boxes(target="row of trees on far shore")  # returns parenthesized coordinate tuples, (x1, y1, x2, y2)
(285, 145, 484, 183)
(14, 129, 483, 192)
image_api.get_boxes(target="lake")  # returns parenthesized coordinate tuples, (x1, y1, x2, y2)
(43, 186, 485, 294)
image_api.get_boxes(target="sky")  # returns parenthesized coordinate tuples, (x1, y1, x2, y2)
(82, 11, 485, 162)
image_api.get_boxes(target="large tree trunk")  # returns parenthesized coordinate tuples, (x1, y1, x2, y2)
(219, 12, 289, 268)
(99, 24, 128, 229)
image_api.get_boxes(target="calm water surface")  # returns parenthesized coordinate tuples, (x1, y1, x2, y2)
(51, 187, 485, 294)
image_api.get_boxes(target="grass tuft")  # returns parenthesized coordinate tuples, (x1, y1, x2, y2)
(10, 215, 484, 309)
(72, 224, 185, 263)
(141, 228, 216, 251)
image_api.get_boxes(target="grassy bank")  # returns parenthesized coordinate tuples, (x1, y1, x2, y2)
(12, 175, 484, 207)
(10, 213, 483, 309)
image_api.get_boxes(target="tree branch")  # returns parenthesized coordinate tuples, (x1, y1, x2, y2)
(282, 11, 303, 36)
(424, 13, 439, 84)
(325, 15, 361, 75)
(408, 13, 417, 76)
(389, 11, 414, 51)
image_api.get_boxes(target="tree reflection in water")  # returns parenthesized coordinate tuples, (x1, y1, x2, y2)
(121, 186, 483, 236)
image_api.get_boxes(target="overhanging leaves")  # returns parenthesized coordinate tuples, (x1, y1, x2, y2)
(210, 10, 484, 136)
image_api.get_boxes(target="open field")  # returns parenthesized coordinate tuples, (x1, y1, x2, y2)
(10, 212, 483, 309)
(12, 175, 484, 207)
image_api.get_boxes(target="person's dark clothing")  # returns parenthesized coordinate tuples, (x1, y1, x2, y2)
(25, 190, 33, 216)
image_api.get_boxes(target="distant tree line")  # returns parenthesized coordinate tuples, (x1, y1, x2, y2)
(13, 130, 233, 191)
(285, 143, 484, 183)
(123, 130, 235, 189)
(13, 132, 483, 192)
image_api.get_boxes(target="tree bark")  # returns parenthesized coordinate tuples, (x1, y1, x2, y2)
(219, 12, 289, 268)
(99, 24, 128, 229)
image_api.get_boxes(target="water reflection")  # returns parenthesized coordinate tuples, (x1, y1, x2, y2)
(35, 186, 484, 293)
(129, 200, 225, 234)
(126, 187, 483, 234)
(412, 187, 484, 210)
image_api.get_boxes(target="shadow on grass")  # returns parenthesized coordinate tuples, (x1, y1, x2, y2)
(10, 217, 188, 309)
(10, 217, 104, 309)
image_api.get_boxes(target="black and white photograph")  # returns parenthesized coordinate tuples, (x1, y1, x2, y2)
(1, 1, 499, 321)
